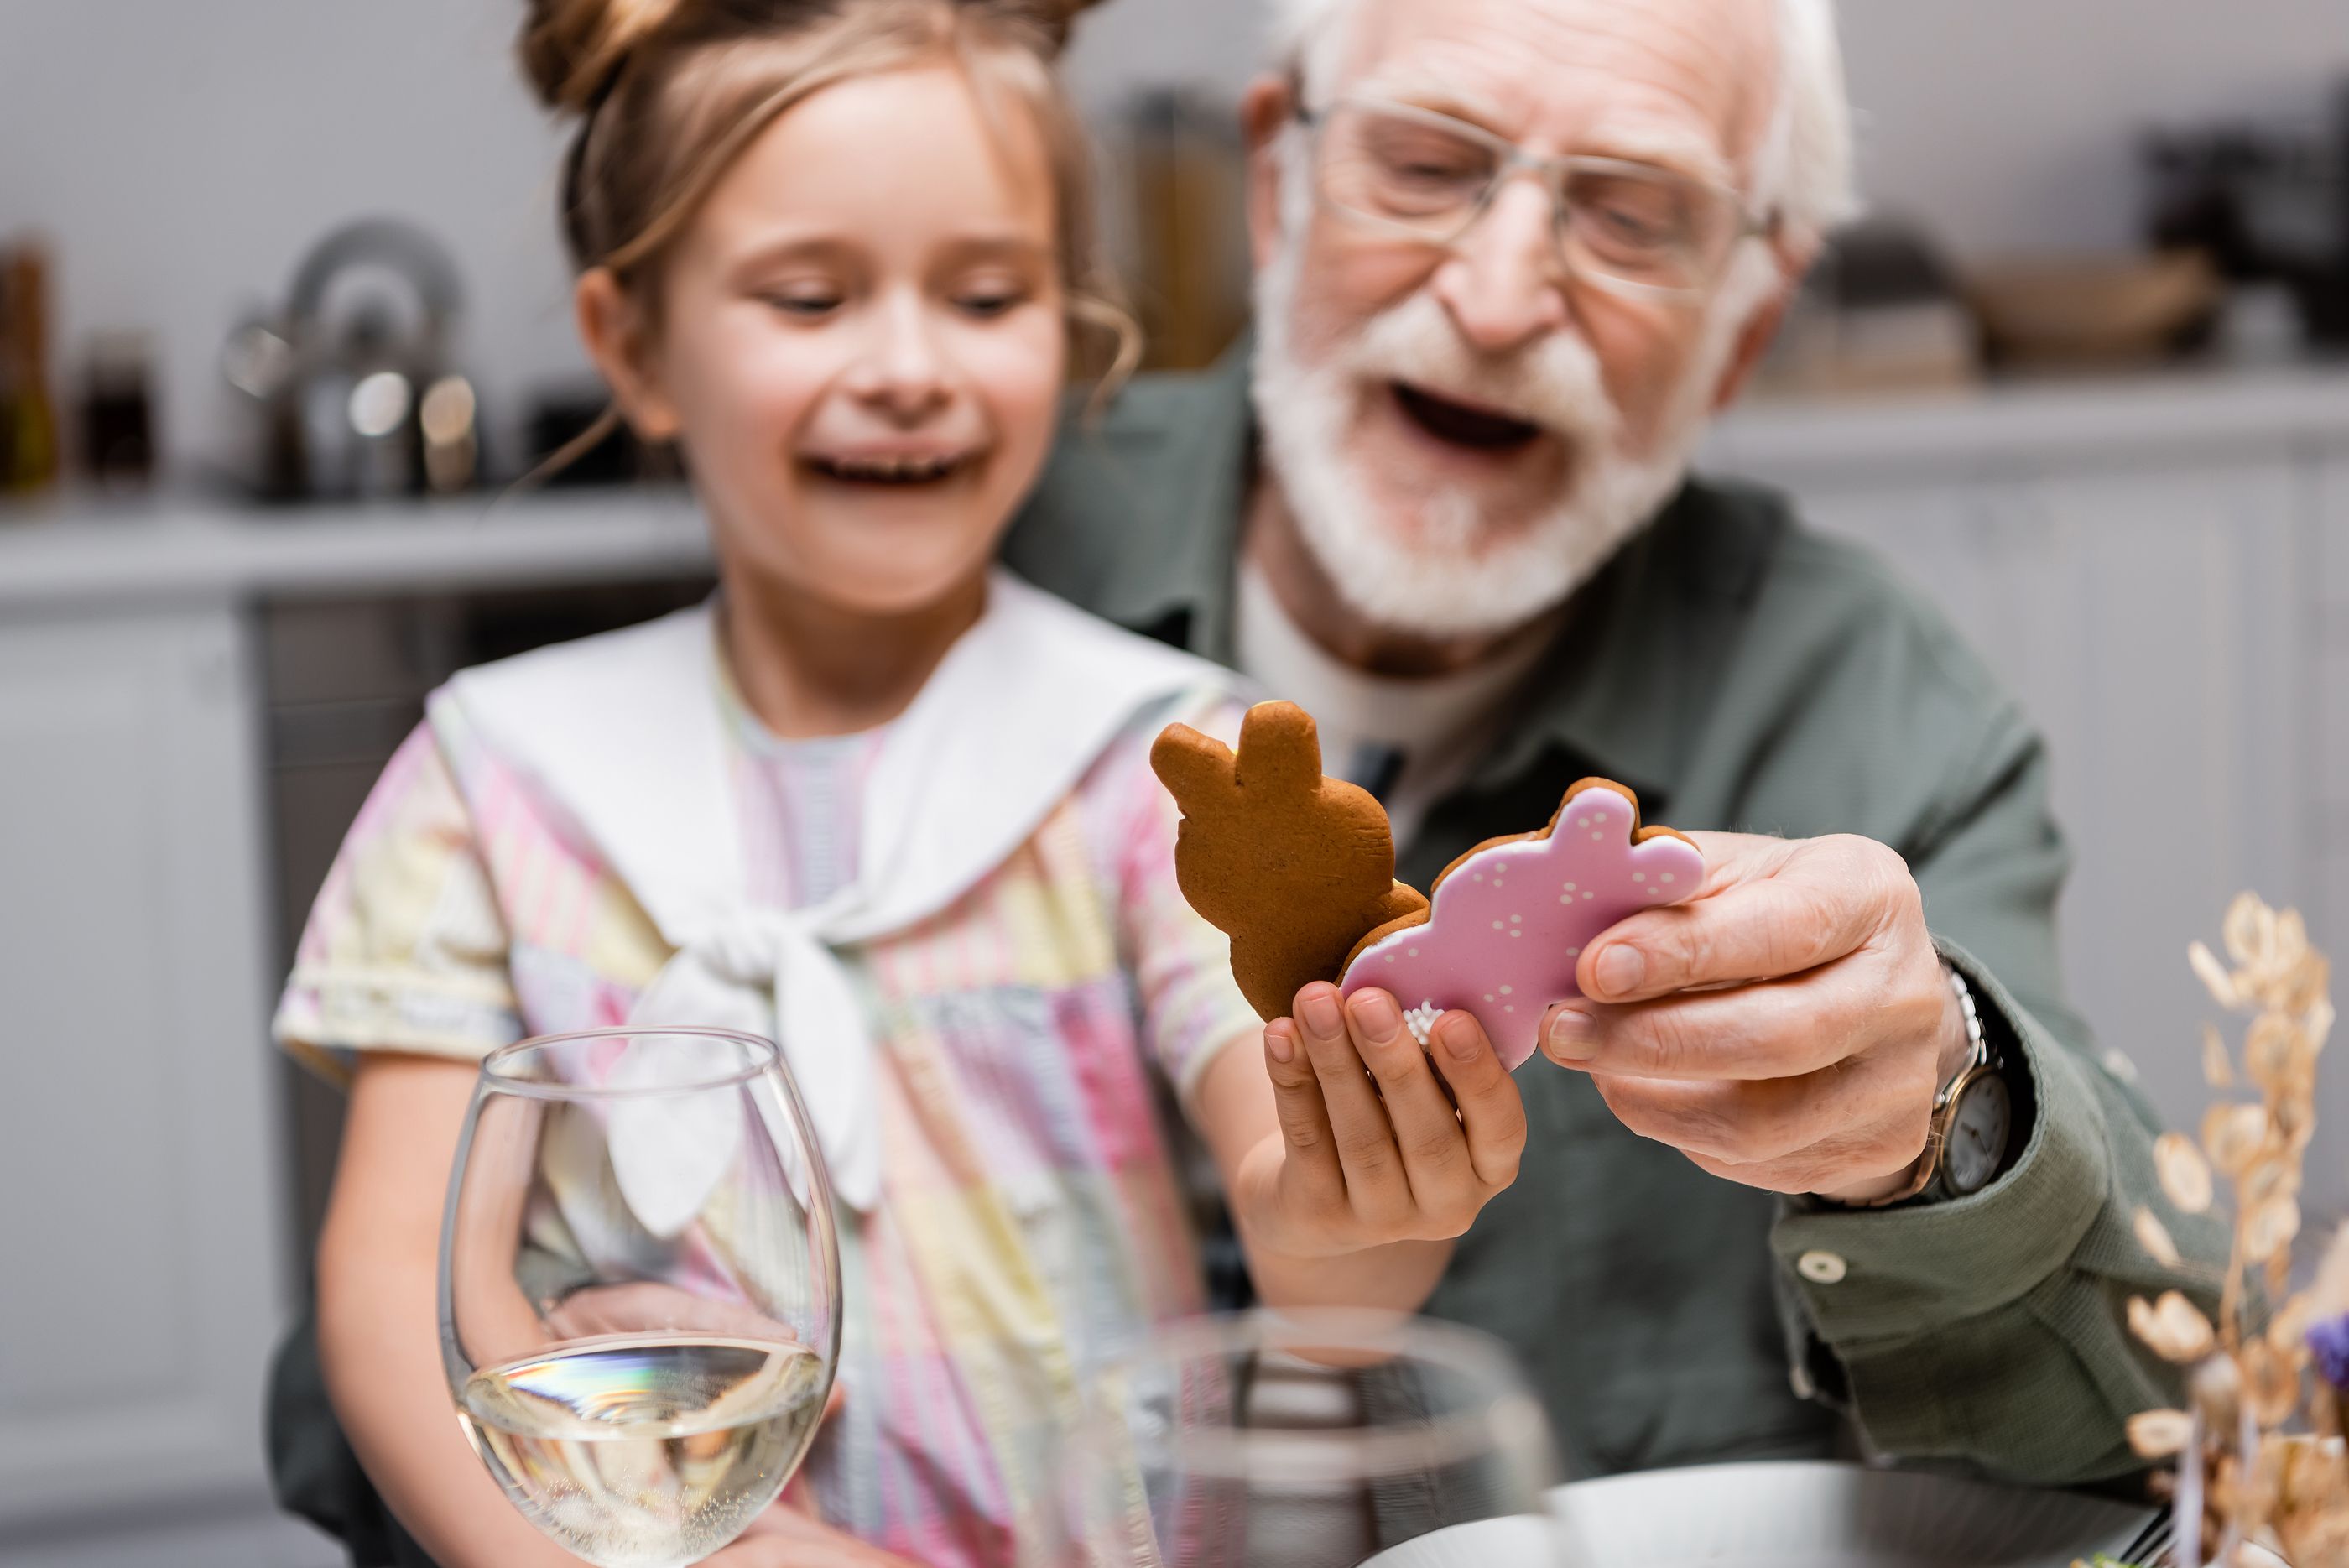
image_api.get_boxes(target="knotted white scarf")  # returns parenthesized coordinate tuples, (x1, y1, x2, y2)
(435, 569, 1228, 1222)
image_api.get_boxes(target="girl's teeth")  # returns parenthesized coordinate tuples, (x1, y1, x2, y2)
(824, 455, 957, 482)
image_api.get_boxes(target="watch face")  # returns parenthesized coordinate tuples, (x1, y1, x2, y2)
(1944, 1074, 2013, 1196)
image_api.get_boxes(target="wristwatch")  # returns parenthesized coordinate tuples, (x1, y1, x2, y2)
(1865, 964, 2015, 1206)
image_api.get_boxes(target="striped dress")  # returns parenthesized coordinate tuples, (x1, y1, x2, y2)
(275, 659, 1258, 1565)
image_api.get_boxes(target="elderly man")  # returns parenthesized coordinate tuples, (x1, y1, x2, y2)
(1005, 0, 2220, 1483)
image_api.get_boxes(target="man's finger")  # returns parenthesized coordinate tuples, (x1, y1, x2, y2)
(1577, 835, 1907, 1003)
(1427, 1012, 1526, 1190)
(1678, 1108, 1932, 1198)
(1539, 977, 1857, 1082)
(1541, 949, 1935, 1081)
(1589, 1045, 1912, 1167)
(1669, 829, 1796, 896)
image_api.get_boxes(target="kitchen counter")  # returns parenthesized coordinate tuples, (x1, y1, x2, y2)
(0, 484, 711, 611)
(8, 361, 2349, 612)
(1707, 358, 2349, 481)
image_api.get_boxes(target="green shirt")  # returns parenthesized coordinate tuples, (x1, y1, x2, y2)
(1003, 343, 2225, 1486)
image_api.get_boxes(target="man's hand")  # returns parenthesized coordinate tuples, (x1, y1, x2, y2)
(1538, 831, 1975, 1203)
(1232, 982, 1527, 1258)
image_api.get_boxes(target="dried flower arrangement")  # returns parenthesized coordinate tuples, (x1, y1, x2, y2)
(2102, 894, 2340, 1567)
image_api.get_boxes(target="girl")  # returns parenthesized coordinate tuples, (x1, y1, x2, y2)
(278, 2, 1528, 1564)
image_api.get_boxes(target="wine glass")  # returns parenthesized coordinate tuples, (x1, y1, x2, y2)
(440, 1026, 841, 1568)
(1064, 1310, 1579, 1568)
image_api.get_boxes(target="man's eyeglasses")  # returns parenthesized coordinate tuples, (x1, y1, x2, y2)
(1297, 96, 1779, 300)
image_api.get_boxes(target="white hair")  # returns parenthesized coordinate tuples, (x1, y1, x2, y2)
(1265, 0, 1857, 239)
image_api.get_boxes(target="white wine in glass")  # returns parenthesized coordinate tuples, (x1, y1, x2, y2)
(440, 1026, 842, 1568)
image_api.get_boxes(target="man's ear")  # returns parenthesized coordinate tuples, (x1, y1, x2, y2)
(1710, 237, 1818, 413)
(574, 268, 682, 442)
(1241, 74, 1298, 273)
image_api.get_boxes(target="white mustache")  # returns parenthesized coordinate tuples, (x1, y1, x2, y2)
(1337, 292, 1622, 449)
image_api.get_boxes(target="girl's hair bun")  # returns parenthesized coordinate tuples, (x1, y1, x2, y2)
(1024, 0, 1110, 50)
(520, 0, 690, 112)
(523, 0, 1113, 102)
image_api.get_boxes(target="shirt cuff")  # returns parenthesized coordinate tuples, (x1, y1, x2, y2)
(275, 964, 523, 1086)
(1173, 1008, 1267, 1112)
(1768, 940, 2109, 1346)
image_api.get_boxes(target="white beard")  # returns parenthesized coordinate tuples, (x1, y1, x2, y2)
(1250, 159, 1774, 641)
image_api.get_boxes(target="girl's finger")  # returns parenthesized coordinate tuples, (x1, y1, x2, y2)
(1294, 985, 1411, 1222)
(716, 1505, 928, 1566)
(1427, 1012, 1528, 1191)
(542, 1282, 807, 1352)
(1263, 1018, 1346, 1203)
(1346, 994, 1481, 1214)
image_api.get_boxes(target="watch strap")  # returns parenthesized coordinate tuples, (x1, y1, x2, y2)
(1860, 962, 1989, 1209)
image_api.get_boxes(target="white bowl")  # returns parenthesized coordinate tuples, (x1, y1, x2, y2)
(1360, 1460, 2154, 1568)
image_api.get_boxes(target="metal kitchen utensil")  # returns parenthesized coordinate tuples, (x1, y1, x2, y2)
(221, 217, 478, 502)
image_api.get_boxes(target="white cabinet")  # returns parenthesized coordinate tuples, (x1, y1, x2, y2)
(0, 492, 713, 1553)
(0, 602, 284, 1529)
(1708, 422, 2347, 1211)
(2315, 456, 2349, 966)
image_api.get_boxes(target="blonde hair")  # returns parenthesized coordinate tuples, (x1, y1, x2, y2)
(520, 0, 1138, 380)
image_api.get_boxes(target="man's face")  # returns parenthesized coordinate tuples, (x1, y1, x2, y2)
(1248, 0, 1789, 639)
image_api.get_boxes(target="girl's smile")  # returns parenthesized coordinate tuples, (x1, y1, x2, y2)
(800, 449, 982, 485)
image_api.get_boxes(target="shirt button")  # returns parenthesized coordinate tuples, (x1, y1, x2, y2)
(1797, 1250, 1848, 1285)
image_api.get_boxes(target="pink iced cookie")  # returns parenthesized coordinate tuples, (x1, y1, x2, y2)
(1337, 779, 1705, 1070)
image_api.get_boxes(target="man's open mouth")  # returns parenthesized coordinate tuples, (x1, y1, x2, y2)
(805, 452, 974, 486)
(1389, 383, 1545, 453)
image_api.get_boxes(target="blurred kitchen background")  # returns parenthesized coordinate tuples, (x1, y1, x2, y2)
(5, 1, 2349, 1562)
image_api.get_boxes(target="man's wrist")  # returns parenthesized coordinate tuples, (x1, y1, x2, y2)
(1813, 960, 1981, 1206)
(1931, 957, 1981, 1085)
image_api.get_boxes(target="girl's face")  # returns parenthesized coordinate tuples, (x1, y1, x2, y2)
(590, 63, 1068, 617)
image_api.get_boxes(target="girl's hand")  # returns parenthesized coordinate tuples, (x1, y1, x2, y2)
(542, 1281, 846, 1421)
(1232, 982, 1526, 1260)
(715, 1502, 924, 1566)
(542, 1280, 802, 1341)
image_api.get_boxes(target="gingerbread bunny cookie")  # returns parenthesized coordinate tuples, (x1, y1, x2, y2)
(1151, 701, 1427, 1020)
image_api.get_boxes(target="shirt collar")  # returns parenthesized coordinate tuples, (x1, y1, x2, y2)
(1486, 482, 1787, 822)
(1092, 334, 1258, 661)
